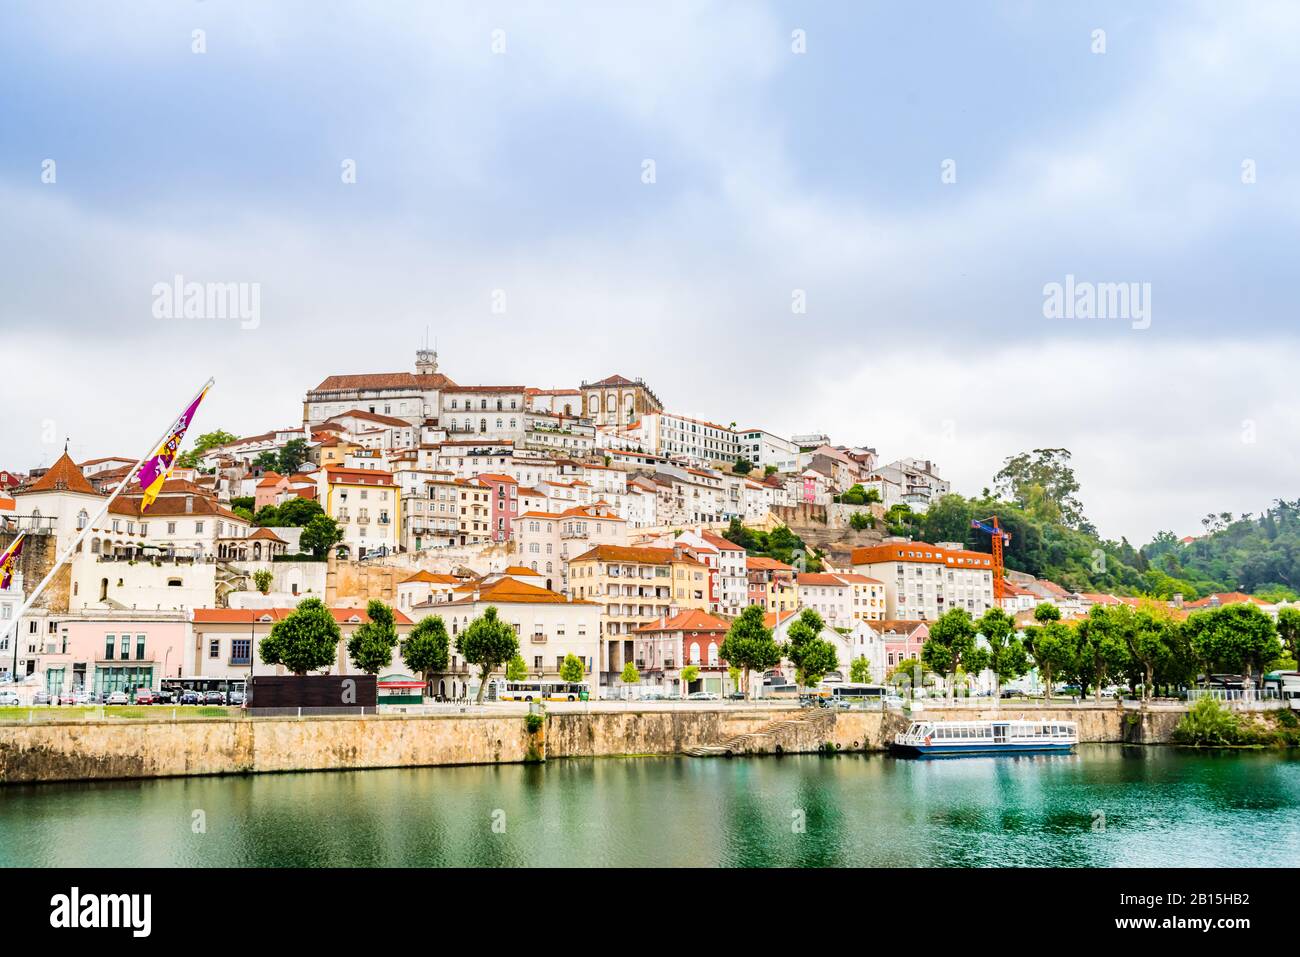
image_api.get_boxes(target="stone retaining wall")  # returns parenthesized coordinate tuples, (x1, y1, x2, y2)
(0, 705, 1185, 785)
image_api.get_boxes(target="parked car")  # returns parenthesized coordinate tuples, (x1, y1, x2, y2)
(228, 690, 245, 706)
(57, 692, 80, 705)
(74, 690, 95, 705)
(180, 690, 201, 705)
(32, 690, 50, 705)
(106, 691, 130, 706)
(135, 689, 156, 705)
(687, 691, 720, 701)
(203, 691, 226, 705)
(152, 689, 174, 705)
(725, 691, 747, 701)
(0, 690, 20, 706)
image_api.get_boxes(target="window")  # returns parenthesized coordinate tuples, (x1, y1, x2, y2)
(195, 521, 204, 534)
(104, 634, 115, 660)
(136, 635, 146, 660)
(119, 635, 130, 661)
(231, 639, 251, 665)
(209, 639, 220, 659)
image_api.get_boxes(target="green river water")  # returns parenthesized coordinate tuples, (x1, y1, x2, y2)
(1, 745, 1297, 867)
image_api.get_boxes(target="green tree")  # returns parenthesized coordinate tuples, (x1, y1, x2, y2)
(259, 497, 325, 528)
(784, 608, 838, 687)
(680, 664, 700, 691)
(863, 488, 882, 505)
(1122, 602, 1182, 702)
(1072, 605, 1133, 700)
(764, 464, 778, 477)
(1186, 603, 1281, 686)
(719, 604, 783, 697)
(401, 616, 450, 694)
(840, 484, 867, 505)
(849, 656, 873, 683)
(975, 607, 1028, 686)
(506, 654, 528, 681)
(620, 661, 640, 690)
(277, 438, 309, 475)
(560, 653, 586, 683)
(732, 457, 752, 475)
(1276, 606, 1300, 665)
(1023, 619, 1076, 700)
(457, 607, 520, 703)
(993, 448, 1089, 530)
(252, 451, 280, 471)
(252, 569, 273, 594)
(176, 429, 237, 469)
(259, 597, 340, 675)
(299, 515, 344, 558)
(923, 608, 980, 697)
(849, 511, 870, 531)
(346, 599, 399, 675)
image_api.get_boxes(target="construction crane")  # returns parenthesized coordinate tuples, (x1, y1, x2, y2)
(970, 515, 1011, 601)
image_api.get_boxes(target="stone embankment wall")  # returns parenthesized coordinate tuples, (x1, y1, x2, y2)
(0, 705, 1183, 785)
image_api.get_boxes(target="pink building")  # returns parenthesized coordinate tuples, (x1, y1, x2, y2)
(474, 473, 519, 543)
(879, 620, 929, 670)
(38, 613, 190, 696)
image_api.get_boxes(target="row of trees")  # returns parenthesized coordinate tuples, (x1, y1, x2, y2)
(718, 605, 849, 696)
(916, 602, 1298, 702)
(259, 599, 576, 703)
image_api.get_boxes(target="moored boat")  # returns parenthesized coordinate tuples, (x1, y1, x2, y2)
(890, 719, 1078, 757)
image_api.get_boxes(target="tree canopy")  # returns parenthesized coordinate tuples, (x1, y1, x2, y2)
(402, 615, 450, 691)
(719, 604, 783, 697)
(259, 597, 340, 675)
(456, 606, 520, 703)
(784, 608, 838, 687)
(299, 515, 344, 558)
(346, 599, 399, 675)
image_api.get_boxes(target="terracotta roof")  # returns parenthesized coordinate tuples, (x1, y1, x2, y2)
(876, 620, 930, 636)
(107, 494, 247, 523)
(833, 573, 884, 585)
(763, 610, 800, 629)
(248, 527, 287, 544)
(796, 573, 850, 587)
(21, 452, 99, 496)
(400, 570, 462, 585)
(700, 531, 745, 552)
(500, 565, 541, 576)
(636, 609, 731, 633)
(570, 544, 704, 566)
(1185, 592, 1267, 608)
(851, 541, 996, 569)
(438, 577, 594, 606)
(588, 374, 639, 387)
(311, 371, 456, 392)
(747, 556, 793, 572)
(327, 409, 412, 428)
(193, 606, 413, 625)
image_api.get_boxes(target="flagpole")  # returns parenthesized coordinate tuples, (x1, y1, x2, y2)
(3, 377, 215, 677)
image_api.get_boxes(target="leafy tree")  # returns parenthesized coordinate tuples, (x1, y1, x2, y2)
(840, 484, 867, 505)
(680, 664, 700, 690)
(1071, 605, 1133, 699)
(259, 597, 340, 675)
(993, 448, 1089, 530)
(252, 569, 274, 594)
(1276, 607, 1300, 666)
(863, 488, 882, 505)
(230, 496, 255, 512)
(252, 451, 280, 471)
(176, 429, 237, 469)
(732, 457, 752, 475)
(560, 653, 586, 683)
(975, 607, 1028, 685)
(457, 606, 520, 703)
(232, 505, 254, 522)
(719, 605, 783, 697)
(300, 515, 344, 558)
(764, 465, 778, 477)
(784, 608, 838, 687)
(849, 656, 873, 683)
(402, 616, 450, 693)
(1186, 603, 1281, 686)
(849, 511, 870, 531)
(278, 438, 309, 475)
(620, 661, 640, 687)
(257, 497, 325, 528)
(1023, 618, 1076, 700)
(506, 654, 528, 681)
(347, 600, 399, 675)
(922, 608, 980, 697)
(1121, 602, 1183, 702)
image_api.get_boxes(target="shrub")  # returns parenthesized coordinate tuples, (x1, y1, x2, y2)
(1172, 697, 1264, 746)
(525, 713, 544, 734)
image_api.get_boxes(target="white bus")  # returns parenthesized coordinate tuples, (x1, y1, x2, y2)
(496, 680, 591, 702)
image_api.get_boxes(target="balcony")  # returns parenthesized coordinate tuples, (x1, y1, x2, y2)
(530, 633, 546, 644)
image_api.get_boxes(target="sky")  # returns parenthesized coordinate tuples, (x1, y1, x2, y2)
(2, 0, 1298, 545)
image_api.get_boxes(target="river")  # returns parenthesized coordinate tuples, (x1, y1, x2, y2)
(2, 746, 1297, 867)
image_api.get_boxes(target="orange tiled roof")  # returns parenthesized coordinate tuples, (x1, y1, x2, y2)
(571, 544, 704, 566)
(636, 609, 731, 633)
(21, 452, 98, 496)
(193, 606, 413, 625)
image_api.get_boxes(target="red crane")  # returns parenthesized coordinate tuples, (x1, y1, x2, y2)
(970, 515, 1011, 601)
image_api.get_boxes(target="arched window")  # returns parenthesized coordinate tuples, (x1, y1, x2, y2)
(708, 643, 719, 666)
(77, 510, 89, 530)
(690, 642, 701, 664)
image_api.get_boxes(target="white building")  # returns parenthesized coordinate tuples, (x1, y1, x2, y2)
(737, 428, 799, 474)
(638, 412, 740, 466)
(851, 541, 996, 622)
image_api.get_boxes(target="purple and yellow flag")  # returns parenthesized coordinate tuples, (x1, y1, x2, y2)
(135, 386, 211, 512)
(0, 532, 24, 590)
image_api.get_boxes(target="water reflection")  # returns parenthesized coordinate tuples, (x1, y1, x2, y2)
(0, 746, 1297, 867)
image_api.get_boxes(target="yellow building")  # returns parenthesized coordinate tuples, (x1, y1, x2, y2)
(567, 543, 709, 691)
(316, 466, 401, 557)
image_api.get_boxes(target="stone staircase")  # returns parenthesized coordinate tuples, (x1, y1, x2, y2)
(683, 708, 835, 757)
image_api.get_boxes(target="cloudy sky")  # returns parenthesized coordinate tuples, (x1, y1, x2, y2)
(2, 1, 1297, 544)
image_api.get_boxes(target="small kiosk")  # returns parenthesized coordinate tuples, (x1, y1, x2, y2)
(377, 674, 426, 705)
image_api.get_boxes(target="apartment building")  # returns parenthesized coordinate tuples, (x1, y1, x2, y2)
(567, 544, 710, 692)
(851, 541, 995, 621)
(638, 412, 740, 466)
(633, 609, 732, 696)
(737, 428, 798, 474)
(315, 466, 400, 557)
(746, 556, 797, 613)
(515, 503, 627, 592)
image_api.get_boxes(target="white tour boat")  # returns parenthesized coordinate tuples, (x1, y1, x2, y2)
(891, 719, 1078, 756)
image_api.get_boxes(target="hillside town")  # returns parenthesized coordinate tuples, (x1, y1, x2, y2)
(0, 348, 1291, 703)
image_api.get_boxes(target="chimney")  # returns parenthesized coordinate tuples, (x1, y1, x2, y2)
(1172, 593, 1184, 609)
